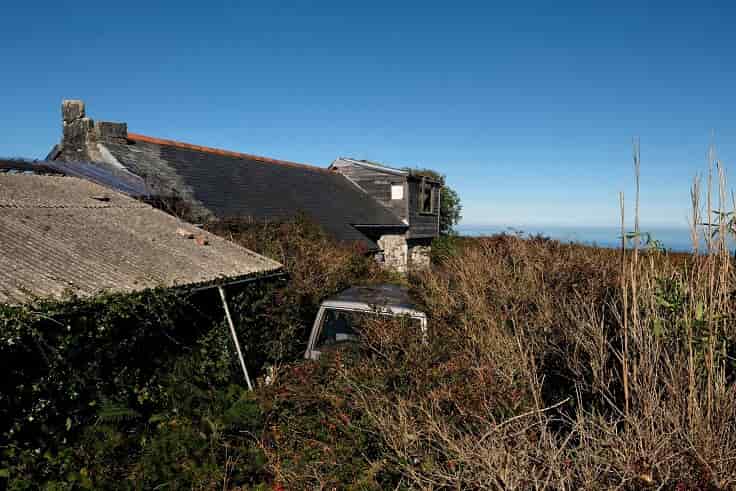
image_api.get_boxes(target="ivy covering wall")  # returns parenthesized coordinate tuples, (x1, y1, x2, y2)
(0, 217, 396, 488)
(0, 281, 285, 487)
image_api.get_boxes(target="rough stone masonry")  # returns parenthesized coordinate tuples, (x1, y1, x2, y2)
(59, 100, 128, 162)
(378, 234, 409, 273)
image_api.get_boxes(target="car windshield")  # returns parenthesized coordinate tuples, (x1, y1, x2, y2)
(317, 309, 366, 347)
(316, 308, 423, 349)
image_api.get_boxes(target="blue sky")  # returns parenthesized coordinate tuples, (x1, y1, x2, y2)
(2, 1, 735, 227)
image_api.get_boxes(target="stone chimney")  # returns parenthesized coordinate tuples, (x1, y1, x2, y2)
(59, 100, 128, 162)
(60, 100, 96, 161)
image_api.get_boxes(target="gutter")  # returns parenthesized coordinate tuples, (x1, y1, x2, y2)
(187, 269, 287, 294)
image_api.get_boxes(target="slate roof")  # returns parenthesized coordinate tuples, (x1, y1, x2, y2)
(99, 134, 407, 249)
(0, 170, 282, 304)
(1, 158, 150, 198)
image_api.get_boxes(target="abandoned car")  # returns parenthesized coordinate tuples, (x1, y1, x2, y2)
(304, 284, 427, 360)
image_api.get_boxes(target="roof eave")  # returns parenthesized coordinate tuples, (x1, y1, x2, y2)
(186, 268, 286, 293)
(337, 158, 409, 177)
(334, 158, 443, 185)
(2, 269, 287, 307)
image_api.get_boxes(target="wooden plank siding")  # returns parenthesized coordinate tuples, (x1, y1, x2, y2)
(407, 179, 440, 238)
(334, 164, 409, 221)
(331, 159, 441, 239)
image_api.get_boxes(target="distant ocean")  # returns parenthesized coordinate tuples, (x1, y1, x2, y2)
(457, 224, 726, 253)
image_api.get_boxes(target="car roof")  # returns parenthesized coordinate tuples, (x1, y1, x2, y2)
(321, 284, 421, 313)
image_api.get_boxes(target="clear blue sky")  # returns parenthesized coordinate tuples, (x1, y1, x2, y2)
(2, 1, 735, 228)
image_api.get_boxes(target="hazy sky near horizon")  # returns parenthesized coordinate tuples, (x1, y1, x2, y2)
(2, 1, 735, 228)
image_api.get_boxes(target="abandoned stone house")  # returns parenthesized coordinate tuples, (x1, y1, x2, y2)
(48, 100, 442, 271)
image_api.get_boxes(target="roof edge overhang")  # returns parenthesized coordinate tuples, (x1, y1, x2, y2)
(352, 224, 408, 249)
(333, 158, 443, 185)
(1, 268, 287, 307)
(333, 158, 409, 177)
(352, 223, 408, 229)
(186, 268, 287, 293)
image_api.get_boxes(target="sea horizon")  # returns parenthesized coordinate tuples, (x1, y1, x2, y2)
(457, 223, 731, 253)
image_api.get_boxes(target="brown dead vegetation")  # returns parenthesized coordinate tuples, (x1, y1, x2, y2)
(259, 229, 736, 489)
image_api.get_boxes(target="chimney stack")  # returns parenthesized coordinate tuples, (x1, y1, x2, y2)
(95, 121, 127, 143)
(60, 100, 97, 161)
(58, 100, 128, 162)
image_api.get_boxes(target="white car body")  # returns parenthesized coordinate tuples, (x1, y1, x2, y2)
(304, 285, 428, 360)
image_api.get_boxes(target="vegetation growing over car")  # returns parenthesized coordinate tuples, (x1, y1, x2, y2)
(3, 189, 736, 488)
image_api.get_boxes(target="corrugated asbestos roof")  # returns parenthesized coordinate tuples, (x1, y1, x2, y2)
(0, 172, 282, 304)
(100, 135, 407, 249)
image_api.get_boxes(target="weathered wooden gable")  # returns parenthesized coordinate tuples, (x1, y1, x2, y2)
(331, 158, 441, 239)
(331, 159, 409, 222)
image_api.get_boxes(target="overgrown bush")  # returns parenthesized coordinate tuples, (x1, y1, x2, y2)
(258, 232, 736, 489)
(0, 216, 390, 489)
(6, 201, 736, 488)
(206, 215, 401, 361)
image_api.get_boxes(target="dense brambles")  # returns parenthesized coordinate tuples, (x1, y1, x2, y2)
(4, 218, 736, 488)
(0, 218, 390, 489)
(258, 234, 736, 489)
(0, 286, 280, 489)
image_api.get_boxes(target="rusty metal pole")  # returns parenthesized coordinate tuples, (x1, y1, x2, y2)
(218, 286, 253, 391)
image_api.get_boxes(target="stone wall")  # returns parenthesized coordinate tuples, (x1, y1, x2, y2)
(377, 234, 408, 273)
(408, 242, 431, 270)
(376, 235, 433, 272)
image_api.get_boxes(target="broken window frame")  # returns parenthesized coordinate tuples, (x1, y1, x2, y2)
(418, 177, 438, 215)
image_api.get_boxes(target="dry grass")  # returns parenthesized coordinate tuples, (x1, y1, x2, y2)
(258, 195, 736, 488)
(330, 152, 736, 489)
(194, 159, 736, 489)
(323, 229, 735, 489)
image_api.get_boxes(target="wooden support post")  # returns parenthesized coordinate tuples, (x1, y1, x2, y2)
(218, 286, 253, 391)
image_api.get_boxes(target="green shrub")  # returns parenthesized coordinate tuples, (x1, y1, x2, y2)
(0, 216, 390, 489)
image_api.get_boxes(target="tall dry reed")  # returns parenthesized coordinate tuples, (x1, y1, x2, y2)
(349, 148, 736, 488)
(259, 146, 736, 489)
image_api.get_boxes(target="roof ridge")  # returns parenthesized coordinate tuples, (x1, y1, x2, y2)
(339, 157, 405, 172)
(337, 157, 442, 183)
(127, 133, 332, 174)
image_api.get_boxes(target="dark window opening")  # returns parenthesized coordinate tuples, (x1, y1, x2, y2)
(419, 178, 437, 214)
